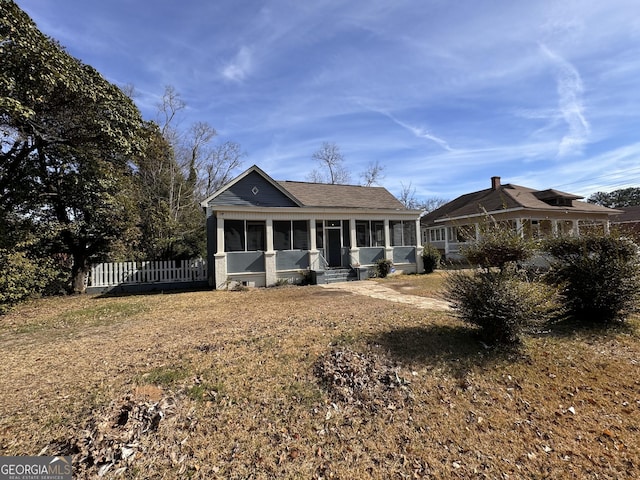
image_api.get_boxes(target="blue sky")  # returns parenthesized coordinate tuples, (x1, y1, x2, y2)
(16, 0, 640, 201)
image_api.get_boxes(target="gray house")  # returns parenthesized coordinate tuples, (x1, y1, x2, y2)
(201, 165, 423, 288)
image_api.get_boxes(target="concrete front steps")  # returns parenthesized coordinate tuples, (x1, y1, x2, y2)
(311, 267, 360, 284)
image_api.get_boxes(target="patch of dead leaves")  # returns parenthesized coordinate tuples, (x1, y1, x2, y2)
(313, 348, 412, 412)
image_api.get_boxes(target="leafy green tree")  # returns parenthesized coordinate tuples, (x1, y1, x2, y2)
(1, 1, 143, 292)
(587, 187, 640, 208)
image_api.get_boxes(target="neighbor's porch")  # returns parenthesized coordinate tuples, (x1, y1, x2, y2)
(423, 216, 611, 261)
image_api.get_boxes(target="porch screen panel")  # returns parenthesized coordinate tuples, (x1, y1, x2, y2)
(316, 221, 324, 248)
(342, 221, 350, 247)
(372, 221, 384, 246)
(224, 220, 245, 252)
(273, 221, 291, 250)
(293, 220, 309, 250)
(403, 221, 416, 246)
(356, 221, 370, 247)
(246, 221, 265, 251)
(390, 221, 403, 246)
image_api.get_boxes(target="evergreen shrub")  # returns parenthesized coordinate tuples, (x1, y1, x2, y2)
(543, 233, 640, 324)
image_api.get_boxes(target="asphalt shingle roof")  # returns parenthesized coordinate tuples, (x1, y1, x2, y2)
(278, 180, 407, 210)
(422, 182, 621, 226)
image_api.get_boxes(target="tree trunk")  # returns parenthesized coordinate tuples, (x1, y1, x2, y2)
(71, 253, 90, 294)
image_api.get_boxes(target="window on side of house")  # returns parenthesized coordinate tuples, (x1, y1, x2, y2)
(429, 227, 445, 242)
(448, 225, 475, 243)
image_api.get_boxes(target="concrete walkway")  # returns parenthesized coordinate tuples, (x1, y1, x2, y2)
(317, 280, 451, 311)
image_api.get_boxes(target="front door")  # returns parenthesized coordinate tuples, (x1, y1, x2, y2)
(326, 228, 342, 267)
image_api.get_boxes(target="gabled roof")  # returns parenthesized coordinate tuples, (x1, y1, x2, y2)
(202, 164, 410, 211)
(422, 178, 621, 226)
(278, 180, 406, 209)
(201, 165, 303, 208)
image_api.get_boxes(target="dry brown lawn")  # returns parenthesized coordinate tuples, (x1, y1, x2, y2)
(0, 275, 638, 479)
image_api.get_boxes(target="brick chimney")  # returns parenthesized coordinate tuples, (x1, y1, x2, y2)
(491, 176, 501, 190)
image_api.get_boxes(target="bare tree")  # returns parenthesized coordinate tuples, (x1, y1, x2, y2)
(398, 181, 418, 209)
(360, 160, 385, 187)
(202, 141, 245, 196)
(398, 181, 448, 212)
(418, 196, 448, 213)
(307, 142, 351, 184)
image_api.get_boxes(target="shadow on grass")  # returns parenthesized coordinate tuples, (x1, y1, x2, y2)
(95, 286, 212, 299)
(531, 314, 637, 340)
(371, 324, 528, 375)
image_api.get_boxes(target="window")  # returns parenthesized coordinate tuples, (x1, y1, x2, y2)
(225, 220, 265, 252)
(448, 225, 475, 243)
(390, 220, 416, 246)
(273, 220, 310, 250)
(429, 227, 446, 242)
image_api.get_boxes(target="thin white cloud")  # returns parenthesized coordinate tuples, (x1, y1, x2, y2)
(361, 106, 453, 152)
(540, 43, 590, 157)
(222, 46, 253, 82)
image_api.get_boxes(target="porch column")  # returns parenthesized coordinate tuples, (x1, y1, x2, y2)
(444, 225, 450, 255)
(349, 219, 360, 266)
(515, 218, 523, 238)
(552, 220, 559, 236)
(309, 218, 320, 270)
(216, 216, 225, 254)
(604, 220, 610, 234)
(214, 214, 227, 288)
(384, 219, 393, 261)
(415, 218, 423, 274)
(264, 218, 276, 287)
(572, 220, 578, 236)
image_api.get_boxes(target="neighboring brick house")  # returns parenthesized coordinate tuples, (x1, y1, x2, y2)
(421, 176, 622, 260)
(201, 165, 423, 288)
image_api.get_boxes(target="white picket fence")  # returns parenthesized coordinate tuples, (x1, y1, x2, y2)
(90, 258, 207, 288)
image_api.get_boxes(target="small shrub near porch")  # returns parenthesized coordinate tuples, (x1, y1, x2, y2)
(421, 244, 441, 274)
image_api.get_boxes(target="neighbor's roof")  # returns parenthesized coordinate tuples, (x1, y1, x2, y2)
(279, 180, 406, 209)
(612, 205, 640, 223)
(422, 182, 621, 225)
